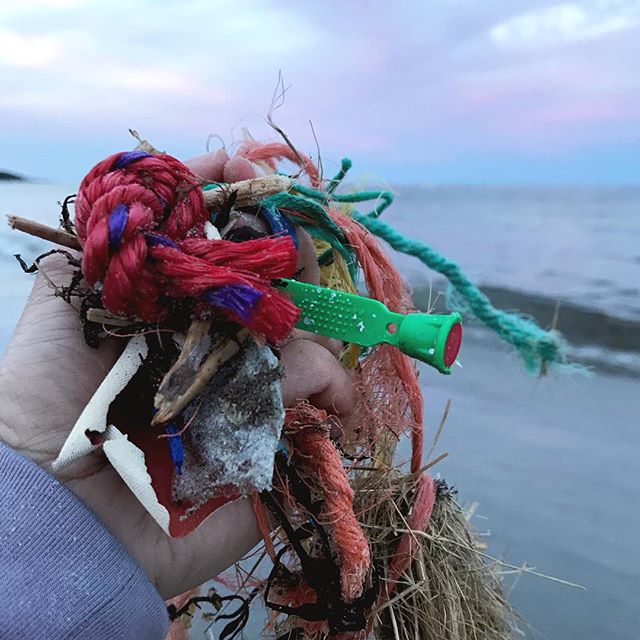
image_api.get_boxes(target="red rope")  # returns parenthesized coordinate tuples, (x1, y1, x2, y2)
(75, 151, 299, 341)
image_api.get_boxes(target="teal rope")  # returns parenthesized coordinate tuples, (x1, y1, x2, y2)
(292, 177, 393, 219)
(261, 192, 358, 280)
(198, 166, 575, 372)
(352, 212, 575, 373)
(262, 192, 347, 243)
(327, 158, 352, 194)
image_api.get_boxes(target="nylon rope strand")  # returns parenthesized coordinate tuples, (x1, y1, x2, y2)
(293, 182, 393, 219)
(350, 211, 574, 374)
(326, 158, 352, 194)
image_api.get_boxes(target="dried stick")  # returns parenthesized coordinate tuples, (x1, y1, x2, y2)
(8, 174, 291, 252)
(130, 129, 162, 154)
(153, 324, 248, 425)
(203, 175, 291, 211)
(7, 215, 81, 250)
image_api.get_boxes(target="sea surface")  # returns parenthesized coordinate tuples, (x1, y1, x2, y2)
(0, 181, 638, 639)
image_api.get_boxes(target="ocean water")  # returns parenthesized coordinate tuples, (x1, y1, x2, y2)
(1, 181, 638, 639)
(388, 184, 640, 320)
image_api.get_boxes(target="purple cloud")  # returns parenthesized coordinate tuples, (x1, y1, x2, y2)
(0, 1, 638, 183)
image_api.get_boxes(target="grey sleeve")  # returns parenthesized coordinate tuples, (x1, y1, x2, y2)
(0, 443, 169, 639)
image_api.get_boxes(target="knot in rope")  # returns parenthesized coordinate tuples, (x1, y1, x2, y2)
(75, 151, 299, 341)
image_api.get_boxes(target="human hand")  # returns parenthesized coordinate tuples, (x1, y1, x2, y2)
(0, 151, 355, 599)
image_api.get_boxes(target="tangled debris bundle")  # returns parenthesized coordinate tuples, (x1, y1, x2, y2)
(8, 125, 569, 639)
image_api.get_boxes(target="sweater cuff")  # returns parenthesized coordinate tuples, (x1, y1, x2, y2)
(0, 443, 168, 639)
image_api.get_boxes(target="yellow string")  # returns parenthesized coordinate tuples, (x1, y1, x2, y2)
(314, 239, 362, 369)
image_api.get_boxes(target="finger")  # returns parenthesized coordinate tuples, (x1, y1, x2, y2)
(289, 330, 343, 358)
(223, 156, 257, 182)
(296, 226, 320, 285)
(288, 229, 343, 355)
(279, 339, 356, 417)
(183, 149, 229, 182)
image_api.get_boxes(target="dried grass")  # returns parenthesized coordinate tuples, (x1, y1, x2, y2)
(354, 471, 519, 640)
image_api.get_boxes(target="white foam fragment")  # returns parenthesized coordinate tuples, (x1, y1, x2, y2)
(174, 342, 284, 506)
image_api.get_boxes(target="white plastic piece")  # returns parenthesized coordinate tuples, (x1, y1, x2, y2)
(52, 336, 148, 471)
(103, 425, 171, 534)
(204, 221, 221, 240)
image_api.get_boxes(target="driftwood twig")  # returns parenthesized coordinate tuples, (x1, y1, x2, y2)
(203, 175, 291, 211)
(153, 323, 248, 425)
(7, 215, 81, 250)
(86, 308, 136, 327)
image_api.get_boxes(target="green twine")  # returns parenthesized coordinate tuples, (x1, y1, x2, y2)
(291, 159, 394, 219)
(292, 183, 394, 219)
(351, 211, 575, 374)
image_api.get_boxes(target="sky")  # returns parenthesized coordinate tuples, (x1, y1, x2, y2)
(0, 0, 639, 185)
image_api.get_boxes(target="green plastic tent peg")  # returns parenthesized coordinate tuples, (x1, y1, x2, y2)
(275, 278, 462, 374)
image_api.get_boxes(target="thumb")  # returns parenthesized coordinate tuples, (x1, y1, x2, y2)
(279, 339, 356, 418)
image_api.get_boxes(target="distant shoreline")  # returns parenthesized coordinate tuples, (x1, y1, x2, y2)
(0, 170, 27, 182)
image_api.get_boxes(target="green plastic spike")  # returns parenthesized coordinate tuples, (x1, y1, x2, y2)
(276, 279, 462, 374)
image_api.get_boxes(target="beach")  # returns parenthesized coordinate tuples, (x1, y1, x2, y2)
(1, 180, 638, 639)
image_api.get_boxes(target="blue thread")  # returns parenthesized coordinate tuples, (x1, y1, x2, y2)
(107, 204, 128, 251)
(111, 150, 152, 170)
(258, 205, 299, 249)
(145, 233, 178, 249)
(164, 424, 184, 475)
(277, 440, 294, 464)
(203, 284, 263, 322)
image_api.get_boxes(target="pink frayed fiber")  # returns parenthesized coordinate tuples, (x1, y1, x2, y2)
(329, 208, 424, 473)
(239, 141, 322, 188)
(386, 474, 437, 594)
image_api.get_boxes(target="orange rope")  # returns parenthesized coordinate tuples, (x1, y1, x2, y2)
(251, 492, 276, 561)
(287, 404, 371, 602)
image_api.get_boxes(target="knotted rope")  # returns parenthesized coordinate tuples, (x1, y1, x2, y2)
(75, 151, 299, 341)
